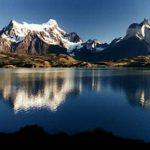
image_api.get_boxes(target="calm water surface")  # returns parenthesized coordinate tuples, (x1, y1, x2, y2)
(0, 68, 150, 141)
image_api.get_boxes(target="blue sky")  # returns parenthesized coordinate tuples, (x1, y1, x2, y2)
(0, 0, 150, 42)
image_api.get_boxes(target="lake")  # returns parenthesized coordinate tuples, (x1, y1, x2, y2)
(0, 68, 150, 141)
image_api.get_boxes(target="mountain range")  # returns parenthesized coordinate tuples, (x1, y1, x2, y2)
(0, 18, 150, 62)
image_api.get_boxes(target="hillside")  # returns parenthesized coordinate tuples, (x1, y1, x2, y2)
(0, 52, 96, 68)
(97, 55, 150, 67)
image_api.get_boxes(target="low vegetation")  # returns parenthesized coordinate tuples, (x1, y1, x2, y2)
(0, 52, 96, 68)
(96, 55, 150, 67)
(0, 52, 150, 68)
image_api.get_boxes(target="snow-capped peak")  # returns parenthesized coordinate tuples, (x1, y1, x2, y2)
(78, 39, 107, 52)
(46, 19, 58, 28)
(9, 19, 62, 33)
(0, 19, 83, 53)
(126, 19, 150, 42)
(1, 19, 66, 44)
(11, 20, 18, 25)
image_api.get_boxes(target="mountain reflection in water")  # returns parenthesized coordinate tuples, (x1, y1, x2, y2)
(99, 71, 150, 108)
(0, 68, 150, 113)
(0, 69, 101, 113)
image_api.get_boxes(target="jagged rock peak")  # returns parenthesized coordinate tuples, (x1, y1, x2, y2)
(141, 18, 149, 25)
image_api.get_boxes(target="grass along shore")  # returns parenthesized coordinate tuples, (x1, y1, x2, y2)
(0, 52, 96, 68)
(0, 52, 150, 68)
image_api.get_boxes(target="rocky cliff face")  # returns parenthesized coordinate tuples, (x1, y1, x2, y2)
(0, 19, 82, 54)
(96, 19, 150, 61)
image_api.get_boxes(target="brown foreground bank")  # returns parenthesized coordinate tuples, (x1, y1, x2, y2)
(1, 52, 150, 68)
(0, 52, 96, 68)
(0, 125, 149, 148)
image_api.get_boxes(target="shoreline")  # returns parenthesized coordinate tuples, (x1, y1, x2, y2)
(0, 125, 148, 147)
(0, 52, 150, 68)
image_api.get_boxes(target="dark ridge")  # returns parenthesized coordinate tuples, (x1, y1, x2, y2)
(0, 125, 149, 148)
(129, 23, 139, 29)
(98, 36, 150, 61)
(64, 32, 83, 43)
